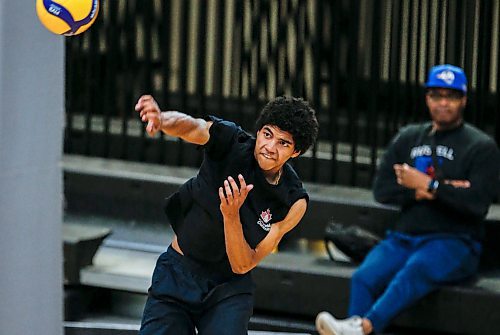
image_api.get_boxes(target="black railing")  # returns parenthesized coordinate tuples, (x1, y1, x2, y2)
(65, 0, 500, 188)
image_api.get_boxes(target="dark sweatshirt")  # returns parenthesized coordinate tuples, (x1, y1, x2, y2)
(374, 122, 500, 240)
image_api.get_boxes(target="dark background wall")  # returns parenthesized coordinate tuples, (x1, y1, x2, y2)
(64, 0, 500, 187)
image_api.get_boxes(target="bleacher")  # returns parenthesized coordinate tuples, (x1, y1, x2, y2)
(63, 154, 500, 335)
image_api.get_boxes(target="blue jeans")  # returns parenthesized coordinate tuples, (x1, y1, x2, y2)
(140, 246, 254, 335)
(349, 232, 481, 332)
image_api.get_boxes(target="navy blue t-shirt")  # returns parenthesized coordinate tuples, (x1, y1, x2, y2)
(164, 116, 308, 276)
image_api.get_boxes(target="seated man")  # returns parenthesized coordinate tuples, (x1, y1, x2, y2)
(316, 64, 500, 335)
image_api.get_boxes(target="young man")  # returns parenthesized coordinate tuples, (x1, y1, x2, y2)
(135, 95, 318, 334)
(316, 64, 500, 335)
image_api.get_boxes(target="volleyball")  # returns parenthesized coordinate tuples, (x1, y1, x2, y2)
(36, 0, 100, 36)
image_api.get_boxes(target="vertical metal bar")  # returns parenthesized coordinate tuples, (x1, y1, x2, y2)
(264, 0, 273, 99)
(120, 0, 137, 160)
(385, 0, 401, 145)
(215, 0, 226, 119)
(256, 0, 267, 101)
(236, 0, 247, 121)
(84, 18, 100, 156)
(454, 0, 465, 66)
(424, 0, 433, 73)
(405, 0, 415, 124)
(368, 0, 382, 184)
(103, 0, 119, 158)
(64, 37, 78, 154)
(309, 0, 323, 182)
(496, 16, 500, 144)
(195, 0, 208, 117)
(463, 0, 476, 122)
(139, 0, 154, 162)
(414, 0, 426, 122)
(408, 0, 420, 122)
(176, 0, 191, 166)
(328, 0, 340, 184)
(447, 0, 462, 65)
(276, 1, 286, 96)
(160, 0, 172, 107)
(400, 0, 411, 126)
(257, 0, 268, 106)
(433, 0, 443, 64)
(143, 0, 153, 94)
(440, 0, 446, 62)
(194, 0, 209, 166)
(282, 0, 291, 96)
(475, 0, 492, 129)
(292, 1, 306, 98)
(158, 0, 173, 164)
(251, 0, 262, 119)
(347, 0, 360, 186)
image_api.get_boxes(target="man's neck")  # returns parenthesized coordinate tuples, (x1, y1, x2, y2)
(432, 119, 463, 132)
(264, 168, 282, 185)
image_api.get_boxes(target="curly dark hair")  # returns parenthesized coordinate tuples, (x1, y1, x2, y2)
(255, 96, 319, 155)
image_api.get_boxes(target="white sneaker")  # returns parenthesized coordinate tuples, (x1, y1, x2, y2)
(315, 311, 364, 335)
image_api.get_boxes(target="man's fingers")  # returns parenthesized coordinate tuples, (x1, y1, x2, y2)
(224, 180, 233, 201)
(218, 187, 228, 205)
(445, 180, 471, 188)
(221, 176, 253, 205)
(146, 121, 154, 133)
(237, 174, 255, 195)
(135, 95, 155, 112)
(227, 176, 240, 196)
(138, 95, 153, 104)
(238, 174, 246, 191)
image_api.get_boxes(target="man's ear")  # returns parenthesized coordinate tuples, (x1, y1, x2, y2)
(291, 150, 301, 158)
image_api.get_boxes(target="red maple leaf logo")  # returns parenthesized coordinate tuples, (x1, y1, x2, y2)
(260, 209, 272, 223)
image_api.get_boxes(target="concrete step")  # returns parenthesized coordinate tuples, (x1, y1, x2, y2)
(64, 321, 312, 335)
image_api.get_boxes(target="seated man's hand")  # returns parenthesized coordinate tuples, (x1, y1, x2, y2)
(444, 179, 471, 188)
(415, 189, 436, 201)
(393, 163, 431, 191)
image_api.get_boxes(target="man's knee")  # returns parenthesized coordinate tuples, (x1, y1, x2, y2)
(351, 265, 385, 293)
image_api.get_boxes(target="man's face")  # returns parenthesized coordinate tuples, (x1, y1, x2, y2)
(254, 125, 300, 172)
(425, 88, 466, 129)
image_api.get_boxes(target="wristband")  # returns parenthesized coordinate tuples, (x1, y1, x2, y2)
(427, 179, 439, 193)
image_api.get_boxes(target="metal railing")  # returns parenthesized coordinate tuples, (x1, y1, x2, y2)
(65, 0, 500, 188)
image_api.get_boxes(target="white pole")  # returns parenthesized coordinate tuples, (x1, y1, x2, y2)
(0, 2, 64, 334)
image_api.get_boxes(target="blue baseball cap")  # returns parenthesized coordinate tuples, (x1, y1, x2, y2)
(425, 64, 467, 94)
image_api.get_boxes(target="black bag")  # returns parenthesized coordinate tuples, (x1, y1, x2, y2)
(324, 220, 381, 263)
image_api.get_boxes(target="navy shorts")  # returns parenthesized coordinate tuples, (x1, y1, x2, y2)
(139, 246, 255, 335)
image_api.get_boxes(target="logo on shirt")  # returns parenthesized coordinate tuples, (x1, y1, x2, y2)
(410, 144, 454, 176)
(257, 208, 272, 231)
(410, 145, 454, 161)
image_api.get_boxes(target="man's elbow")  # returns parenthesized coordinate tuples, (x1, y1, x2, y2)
(230, 263, 254, 274)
